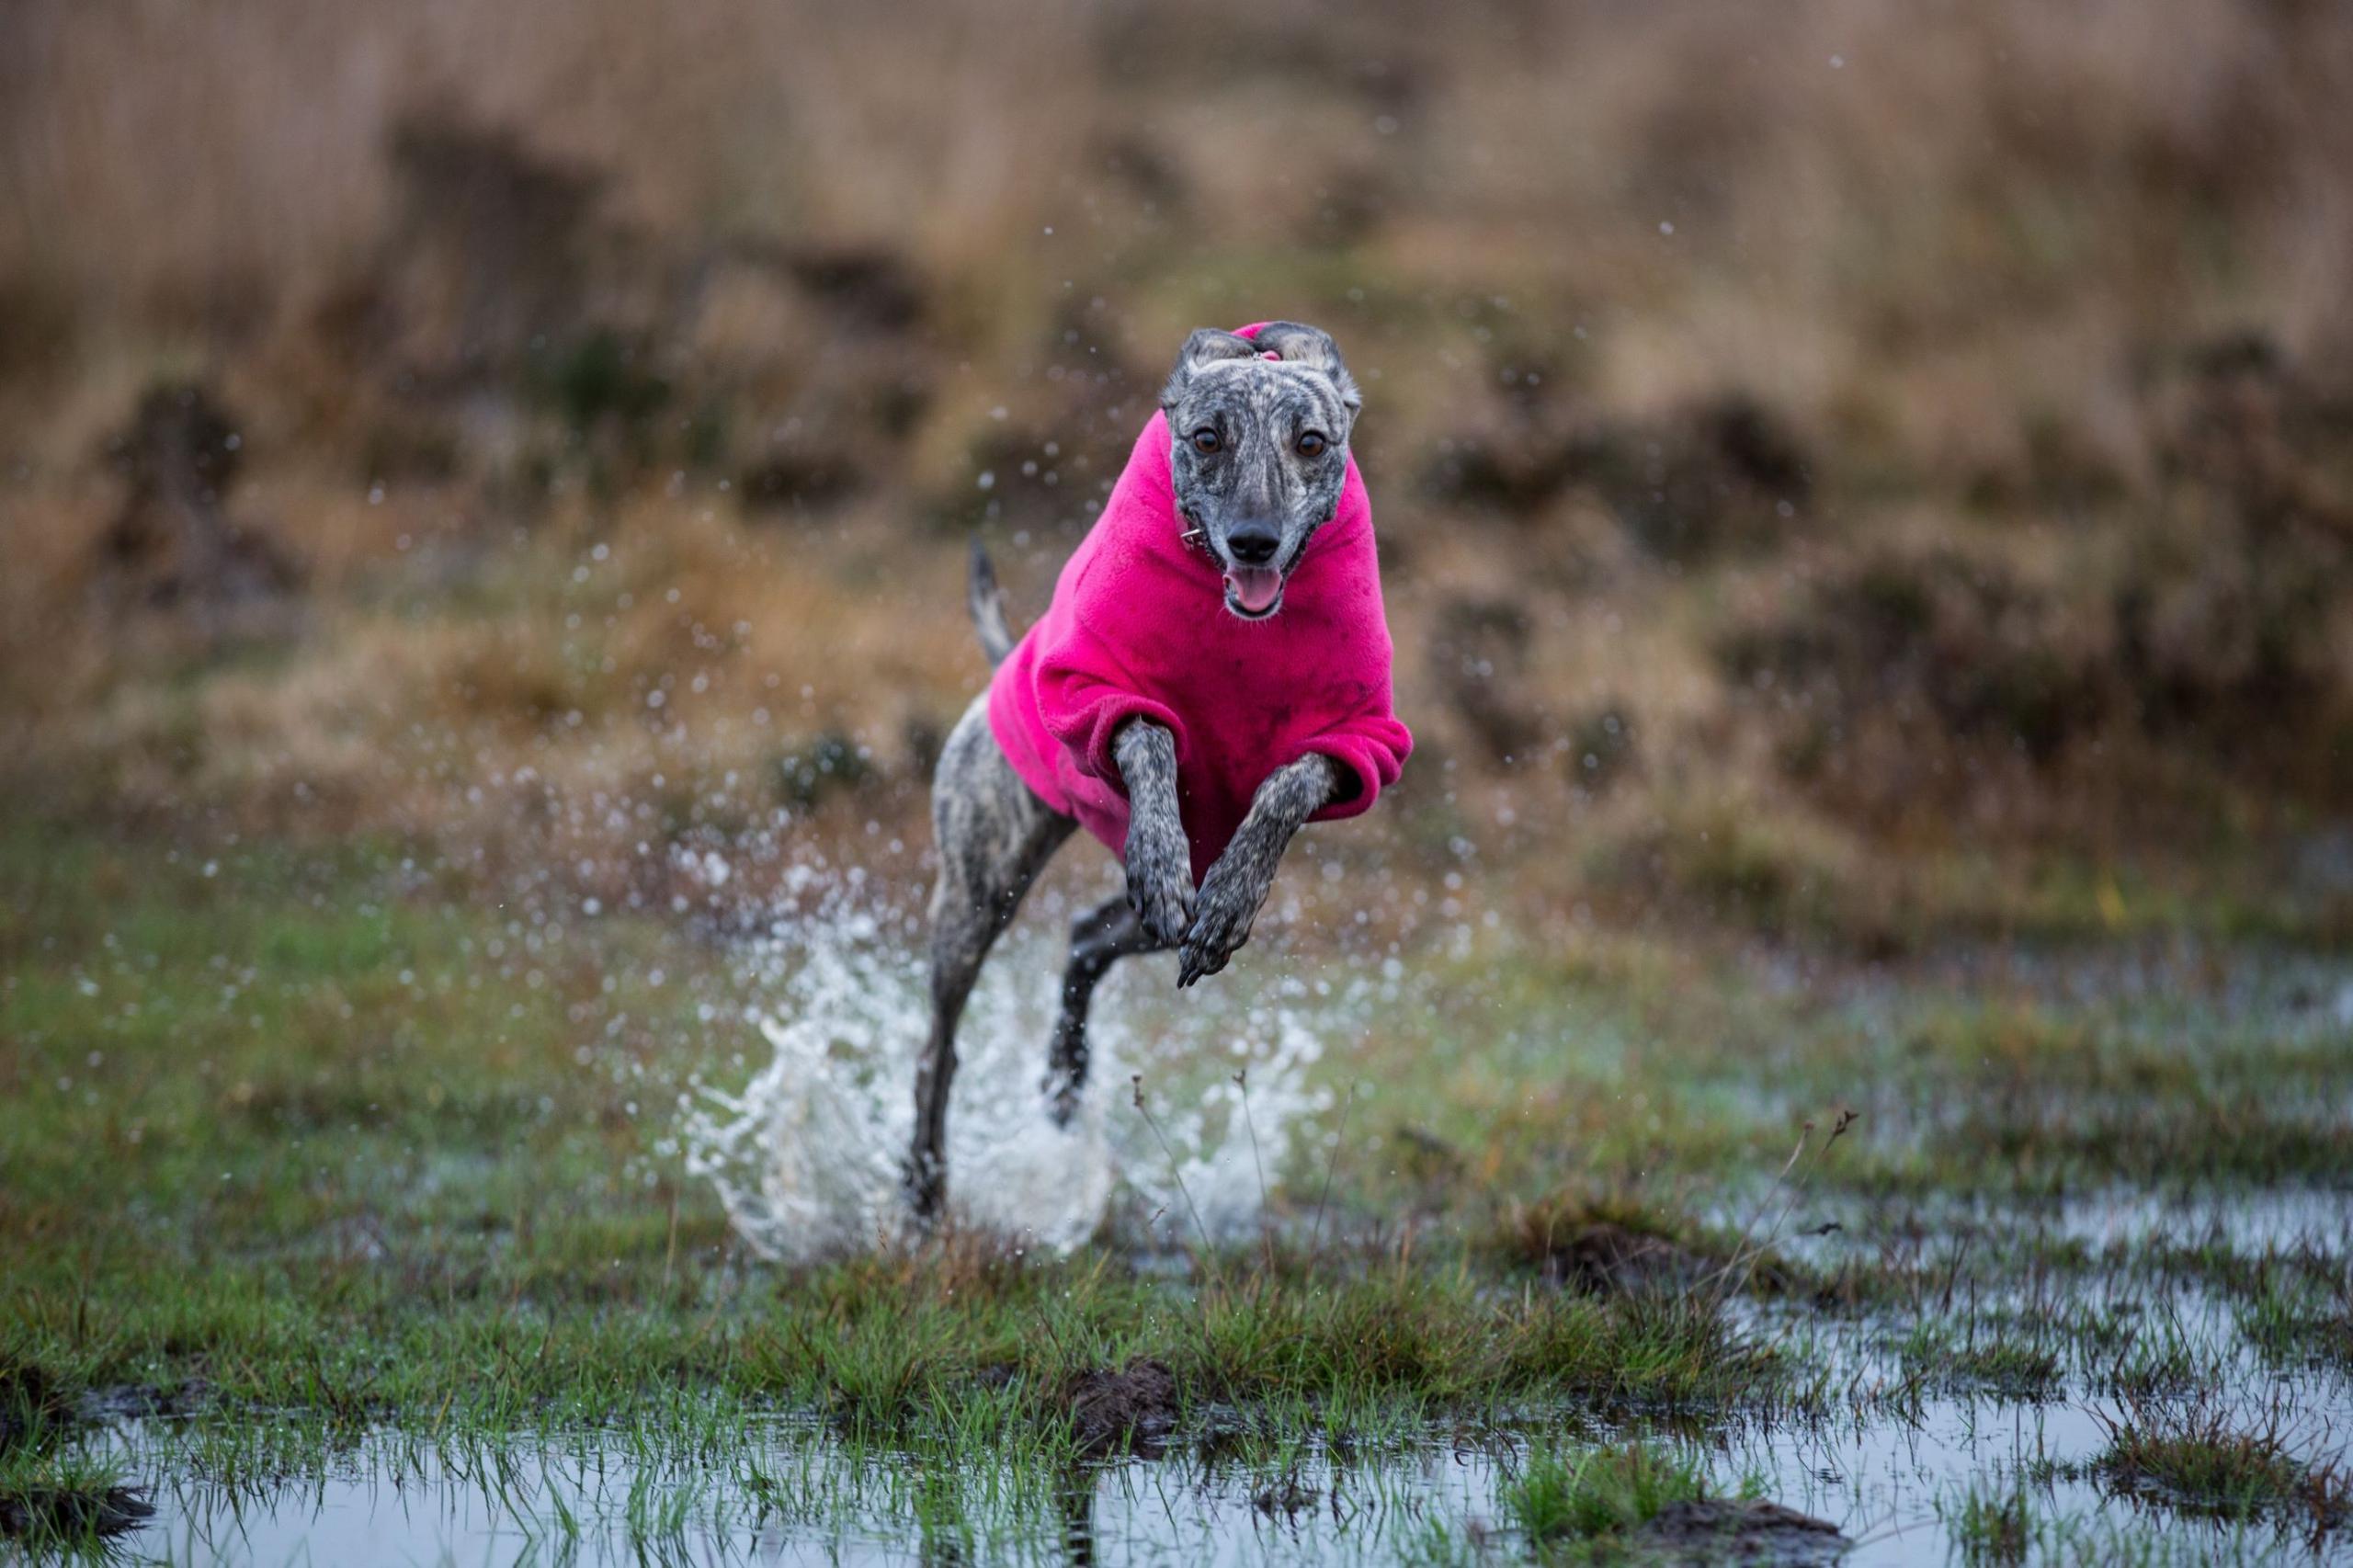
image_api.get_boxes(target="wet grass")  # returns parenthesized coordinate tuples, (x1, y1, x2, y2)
(1945, 1483, 2034, 1565)
(1500, 1441, 1857, 1564)
(0, 1448, 151, 1553)
(0, 1240, 1813, 1465)
(1899, 1324, 2067, 1404)
(0, 820, 1822, 1443)
(0, 1357, 153, 1551)
(2087, 1401, 2353, 1530)
(5, 818, 2353, 1559)
(1485, 1190, 1808, 1299)
(2238, 1275, 2353, 1375)
(1504, 1442, 1721, 1544)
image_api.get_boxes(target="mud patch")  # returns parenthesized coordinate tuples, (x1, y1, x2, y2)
(1539, 1220, 1722, 1295)
(98, 382, 301, 641)
(1630, 1498, 1850, 1564)
(1506, 1201, 1784, 1298)
(0, 1359, 69, 1450)
(0, 1484, 154, 1542)
(1063, 1358, 1178, 1460)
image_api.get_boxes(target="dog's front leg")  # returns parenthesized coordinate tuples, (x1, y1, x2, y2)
(1115, 720, 1194, 945)
(1177, 755, 1341, 987)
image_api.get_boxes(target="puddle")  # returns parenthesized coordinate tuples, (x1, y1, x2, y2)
(2040, 1187, 2353, 1256)
(76, 1416, 1498, 1566)
(39, 1202, 2353, 1563)
(61, 1369, 2353, 1567)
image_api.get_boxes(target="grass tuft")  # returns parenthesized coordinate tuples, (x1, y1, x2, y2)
(1946, 1483, 2033, 1565)
(0, 1450, 153, 1550)
(2238, 1276, 2353, 1375)
(2092, 1401, 2353, 1530)
(1503, 1441, 1847, 1562)
(1901, 1323, 2066, 1403)
(1505, 1442, 1720, 1545)
(1491, 1187, 1814, 1302)
(0, 1354, 73, 1451)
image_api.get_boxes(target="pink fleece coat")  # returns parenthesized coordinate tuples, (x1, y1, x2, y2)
(987, 335, 1412, 883)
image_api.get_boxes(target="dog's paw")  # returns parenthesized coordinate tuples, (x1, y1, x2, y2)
(1129, 872, 1192, 948)
(1176, 857, 1266, 988)
(1123, 834, 1194, 947)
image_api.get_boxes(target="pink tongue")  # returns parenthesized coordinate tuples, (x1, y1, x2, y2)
(1227, 567, 1282, 612)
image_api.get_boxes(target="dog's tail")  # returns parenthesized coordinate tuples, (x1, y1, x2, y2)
(968, 537, 1017, 667)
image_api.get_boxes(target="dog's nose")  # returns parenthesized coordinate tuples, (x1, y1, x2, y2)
(1226, 519, 1279, 566)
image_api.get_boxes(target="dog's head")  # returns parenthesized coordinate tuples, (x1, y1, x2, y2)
(1160, 322, 1361, 620)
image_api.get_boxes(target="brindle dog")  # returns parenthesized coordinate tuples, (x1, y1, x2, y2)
(905, 323, 1363, 1223)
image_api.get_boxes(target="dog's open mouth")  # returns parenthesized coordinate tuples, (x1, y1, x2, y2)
(1223, 566, 1283, 619)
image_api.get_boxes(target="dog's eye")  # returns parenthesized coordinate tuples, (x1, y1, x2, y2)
(1190, 427, 1221, 454)
(1296, 431, 1326, 457)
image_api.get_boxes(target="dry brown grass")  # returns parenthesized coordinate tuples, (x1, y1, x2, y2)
(5, 0, 2351, 944)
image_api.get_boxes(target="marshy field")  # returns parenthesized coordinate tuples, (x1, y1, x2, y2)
(6, 0, 2353, 1562)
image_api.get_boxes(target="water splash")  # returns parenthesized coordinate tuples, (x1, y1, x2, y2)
(681, 859, 1336, 1263)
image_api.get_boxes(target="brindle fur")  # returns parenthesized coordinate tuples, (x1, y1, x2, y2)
(1162, 323, 1362, 619)
(1113, 721, 1191, 947)
(904, 693, 1074, 1220)
(905, 324, 1365, 1223)
(1176, 751, 1341, 988)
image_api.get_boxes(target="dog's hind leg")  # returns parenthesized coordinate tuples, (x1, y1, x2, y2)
(1043, 892, 1165, 1126)
(906, 695, 1074, 1225)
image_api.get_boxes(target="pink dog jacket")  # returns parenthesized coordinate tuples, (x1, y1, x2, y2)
(987, 330, 1412, 882)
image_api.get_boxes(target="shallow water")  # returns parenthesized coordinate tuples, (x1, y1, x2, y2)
(49, 1209, 2353, 1563)
(95, 1426, 1496, 1566)
(74, 1366, 2353, 1567)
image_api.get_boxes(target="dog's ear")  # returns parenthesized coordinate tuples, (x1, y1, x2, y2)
(1250, 321, 1362, 422)
(1161, 328, 1260, 410)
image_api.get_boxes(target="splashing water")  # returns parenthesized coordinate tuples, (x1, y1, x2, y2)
(682, 860, 1337, 1263)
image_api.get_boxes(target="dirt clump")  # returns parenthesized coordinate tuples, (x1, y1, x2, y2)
(0, 1358, 69, 1450)
(1062, 1358, 1178, 1460)
(98, 382, 301, 639)
(1502, 1198, 1769, 1297)
(0, 1485, 155, 1542)
(1537, 1220, 1721, 1297)
(1630, 1497, 1850, 1564)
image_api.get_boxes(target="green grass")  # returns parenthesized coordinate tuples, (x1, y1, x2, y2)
(1900, 1323, 2067, 1403)
(1947, 1483, 2034, 1565)
(2237, 1276, 2353, 1374)
(2090, 1403, 2353, 1528)
(1497, 1441, 1846, 1563)
(0, 1446, 150, 1553)
(1505, 1441, 1727, 1544)
(0, 821, 1823, 1444)
(4, 817, 2352, 1559)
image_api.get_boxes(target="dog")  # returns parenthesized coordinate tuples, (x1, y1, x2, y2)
(905, 322, 1412, 1222)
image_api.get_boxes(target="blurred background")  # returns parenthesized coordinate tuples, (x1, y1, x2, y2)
(6, 0, 2353, 951)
